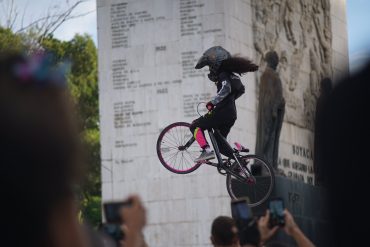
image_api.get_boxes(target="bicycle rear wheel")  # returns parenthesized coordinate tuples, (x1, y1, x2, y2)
(156, 122, 201, 174)
(226, 155, 275, 207)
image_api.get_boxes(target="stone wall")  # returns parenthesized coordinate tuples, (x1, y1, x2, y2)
(97, 0, 348, 246)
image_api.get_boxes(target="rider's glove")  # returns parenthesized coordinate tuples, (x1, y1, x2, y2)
(206, 101, 214, 111)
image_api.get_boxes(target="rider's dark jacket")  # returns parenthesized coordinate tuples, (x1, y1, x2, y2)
(211, 71, 245, 119)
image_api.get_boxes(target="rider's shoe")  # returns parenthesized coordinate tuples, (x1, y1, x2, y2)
(194, 150, 215, 163)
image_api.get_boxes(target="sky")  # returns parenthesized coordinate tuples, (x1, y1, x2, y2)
(1, 0, 369, 72)
(346, 0, 370, 72)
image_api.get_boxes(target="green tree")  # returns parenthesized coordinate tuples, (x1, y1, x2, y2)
(43, 34, 101, 226)
(0, 27, 25, 52)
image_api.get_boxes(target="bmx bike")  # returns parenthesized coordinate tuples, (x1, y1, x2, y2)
(156, 109, 275, 207)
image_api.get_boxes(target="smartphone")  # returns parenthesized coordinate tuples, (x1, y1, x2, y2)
(103, 200, 132, 224)
(231, 197, 259, 246)
(231, 197, 253, 221)
(269, 197, 285, 227)
(100, 223, 124, 242)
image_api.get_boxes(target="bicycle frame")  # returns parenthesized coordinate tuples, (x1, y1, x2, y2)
(182, 128, 254, 181)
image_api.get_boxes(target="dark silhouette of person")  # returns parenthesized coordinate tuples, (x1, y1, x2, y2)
(320, 61, 370, 246)
(313, 77, 332, 186)
(210, 216, 239, 247)
(256, 51, 285, 169)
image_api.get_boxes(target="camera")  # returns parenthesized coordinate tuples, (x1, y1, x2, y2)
(269, 197, 285, 227)
(231, 197, 260, 246)
(100, 199, 132, 244)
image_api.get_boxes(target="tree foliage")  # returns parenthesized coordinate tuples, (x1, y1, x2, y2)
(0, 27, 25, 52)
(42, 34, 101, 226)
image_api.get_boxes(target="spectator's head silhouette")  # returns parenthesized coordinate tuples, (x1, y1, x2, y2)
(211, 216, 239, 247)
(0, 52, 86, 247)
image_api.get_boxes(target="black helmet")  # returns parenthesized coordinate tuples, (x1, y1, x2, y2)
(195, 46, 231, 82)
(195, 46, 231, 71)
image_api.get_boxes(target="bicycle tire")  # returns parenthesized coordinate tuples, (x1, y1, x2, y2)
(226, 155, 275, 207)
(156, 122, 201, 174)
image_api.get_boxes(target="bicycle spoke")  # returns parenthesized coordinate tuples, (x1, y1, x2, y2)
(167, 130, 179, 146)
(164, 129, 179, 145)
(162, 151, 179, 161)
(168, 129, 180, 146)
(160, 144, 178, 150)
(185, 150, 198, 160)
(162, 136, 178, 147)
(162, 151, 179, 163)
(180, 152, 186, 170)
(157, 123, 206, 174)
(166, 150, 180, 165)
(183, 152, 195, 166)
(179, 128, 187, 146)
(174, 127, 182, 146)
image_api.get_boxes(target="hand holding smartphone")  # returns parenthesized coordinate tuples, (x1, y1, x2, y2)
(231, 197, 253, 221)
(231, 197, 260, 246)
(268, 197, 285, 228)
(100, 199, 133, 243)
(103, 199, 133, 224)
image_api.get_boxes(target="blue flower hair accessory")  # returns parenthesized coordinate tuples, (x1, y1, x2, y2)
(13, 52, 70, 88)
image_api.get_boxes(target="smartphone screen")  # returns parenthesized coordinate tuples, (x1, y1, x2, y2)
(103, 200, 132, 223)
(231, 198, 253, 221)
(269, 198, 285, 226)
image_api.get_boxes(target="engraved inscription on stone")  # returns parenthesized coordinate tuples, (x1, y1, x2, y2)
(115, 140, 138, 148)
(112, 59, 128, 89)
(180, 0, 204, 36)
(277, 143, 315, 185)
(113, 101, 149, 129)
(181, 51, 204, 78)
(111, 3, 129, 48)
(114, 101, 134, 128)
(110, 3, 155, 49)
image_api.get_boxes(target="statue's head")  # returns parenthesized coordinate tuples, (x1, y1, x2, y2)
(265, 51, 279, 70)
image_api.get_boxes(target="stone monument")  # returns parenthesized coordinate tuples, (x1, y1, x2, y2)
(97, 0, 349, 246)
(251, 0, 349, 184)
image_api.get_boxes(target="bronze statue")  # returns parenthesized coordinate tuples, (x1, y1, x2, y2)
(256, 51, 285, 169)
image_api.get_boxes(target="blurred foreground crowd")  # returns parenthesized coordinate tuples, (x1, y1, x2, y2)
(1, 51, 369, 247)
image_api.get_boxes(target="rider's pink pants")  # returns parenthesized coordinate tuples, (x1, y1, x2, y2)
(194, 127, 208, 149)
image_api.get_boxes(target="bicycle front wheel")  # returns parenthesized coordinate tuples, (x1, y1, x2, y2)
(156, 122, 201, 174)
(226, 155, 275, 207)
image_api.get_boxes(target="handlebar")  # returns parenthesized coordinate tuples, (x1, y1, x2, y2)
(196, 102, 213, 117)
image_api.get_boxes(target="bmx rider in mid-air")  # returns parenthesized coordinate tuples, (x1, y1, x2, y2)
(190, 46, 259, 163)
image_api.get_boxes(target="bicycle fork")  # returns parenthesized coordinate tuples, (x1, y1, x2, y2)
(232, 154, 256, 183)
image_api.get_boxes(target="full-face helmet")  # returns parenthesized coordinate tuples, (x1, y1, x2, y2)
(195, 46, 231, 82)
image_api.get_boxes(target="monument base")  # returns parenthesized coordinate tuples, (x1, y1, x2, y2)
(253, 176, 330, 247)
